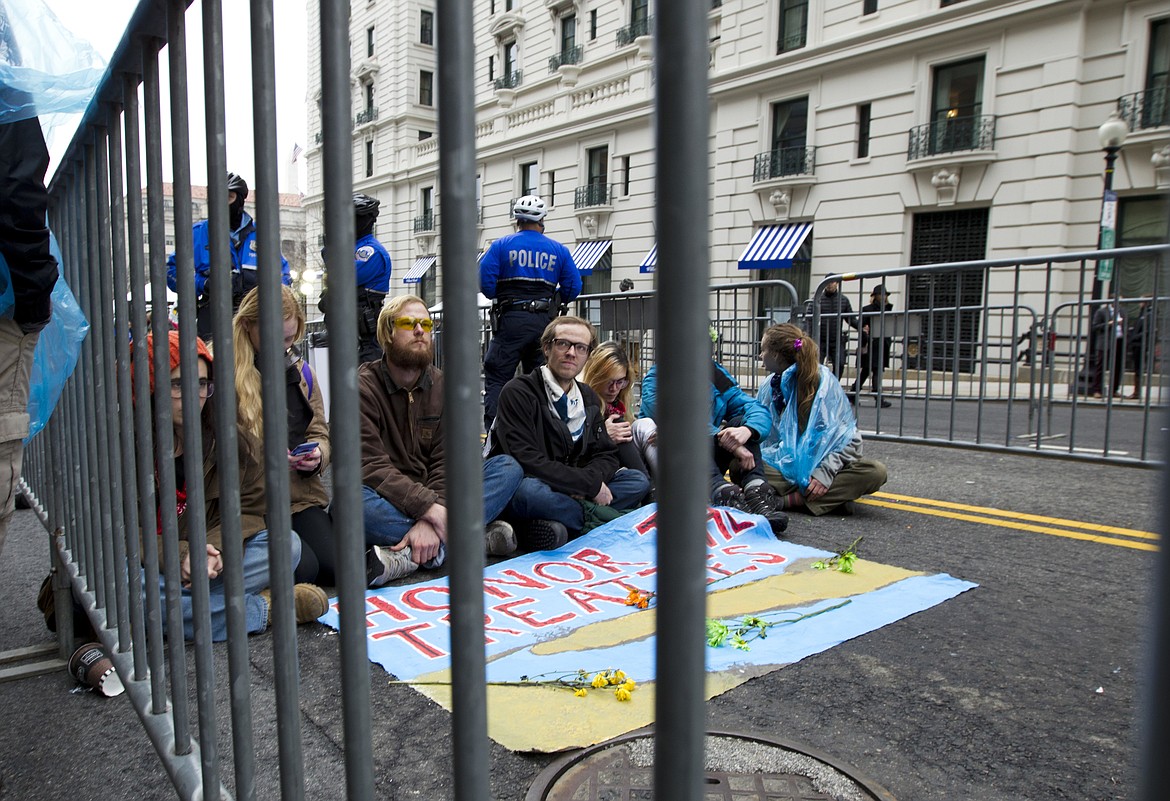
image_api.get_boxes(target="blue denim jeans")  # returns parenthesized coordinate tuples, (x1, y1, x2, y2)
(157, 528, 303, 642)
(508, 467, 651, 532)
(361, 454, 524, 566)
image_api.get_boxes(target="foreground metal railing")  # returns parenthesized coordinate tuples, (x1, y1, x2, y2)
(18, 1, 715, 800)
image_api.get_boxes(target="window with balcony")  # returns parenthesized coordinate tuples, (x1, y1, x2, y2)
(911, 56, 989, 158)
(777, 0, 807, 53)
(366, 25, 375, 57)
(520, 161, 538, 196)
(857, 103, 872, 159)
(576, 146, 610, 207)
(496, 40, 522, 89)
(364, 82, 375, 113)
(1126, 18, 1169, 130)
(754, 97, 813, 179)
(420, 10, 434, 45)
(419, 70, 434, 106)
(415, 186, 435, 231)
(551, 14, 582, 71)
(618, 0, 651, 45)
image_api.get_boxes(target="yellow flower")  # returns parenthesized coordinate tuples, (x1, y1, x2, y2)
(591, 672, 609, 689)
(614, 687, 632, 702)
(621, 679, 636, 692)
(574, 688, 587, 697)
(608, 670, 626, 685)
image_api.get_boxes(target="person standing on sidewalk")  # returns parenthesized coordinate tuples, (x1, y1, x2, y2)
(479, 195, 581, 433)
(359, 295, 524, 586)
(851, 284, 894, 408)
(811, 279, 858, 380)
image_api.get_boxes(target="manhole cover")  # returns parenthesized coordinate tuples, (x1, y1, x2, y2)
(526, 730, 896, 801)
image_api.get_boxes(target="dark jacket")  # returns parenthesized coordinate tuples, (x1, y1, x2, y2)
(288, 357, 331, 514)
(859, 300, 894, 368)
(358, 358, 445, 520)
(488, 369, 619, 498)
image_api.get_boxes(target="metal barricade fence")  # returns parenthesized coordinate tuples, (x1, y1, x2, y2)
(14, 1, 717, 800)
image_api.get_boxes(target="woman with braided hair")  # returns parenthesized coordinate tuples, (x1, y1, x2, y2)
(757, 323, 887, 515)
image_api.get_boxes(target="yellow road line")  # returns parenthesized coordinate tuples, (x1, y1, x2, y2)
(858, 497, 1158, 552)
(871, 491, 1158, 541)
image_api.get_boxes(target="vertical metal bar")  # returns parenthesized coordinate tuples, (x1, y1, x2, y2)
(123, 70, 164, 693)
(201, 2, 256, 796)
(61, 178, 85, 569)
(437, 1, 490, 798)
(82, 147, 109, 608)
(98, 115, 134, 653)
(145, 29, 193, 754)
(320, 1, 376, 797)
(654, 2, 710, 799)
(1140, 409, 1170, 801)
(166, 1, 222, 794)
(248, 3, 303, 797)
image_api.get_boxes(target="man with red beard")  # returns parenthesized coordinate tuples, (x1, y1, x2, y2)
(358, 295, 523, 585)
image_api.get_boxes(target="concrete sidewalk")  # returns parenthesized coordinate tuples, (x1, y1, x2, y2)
(0, 439, 1160, 800)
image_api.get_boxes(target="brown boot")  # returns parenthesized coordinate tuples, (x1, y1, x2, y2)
(258, 584, 329, 625)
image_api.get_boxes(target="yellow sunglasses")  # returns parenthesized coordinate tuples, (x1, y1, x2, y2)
(393, 316, 434, 332)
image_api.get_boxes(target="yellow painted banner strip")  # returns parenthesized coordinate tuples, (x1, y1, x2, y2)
(858, 497, 1158, 552)
(870, 491, 1158, 541)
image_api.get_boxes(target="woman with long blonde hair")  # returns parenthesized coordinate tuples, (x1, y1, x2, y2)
(757, 323, 887, 514)
(233, 286, 334, 582)
(581, 341, 655, 479)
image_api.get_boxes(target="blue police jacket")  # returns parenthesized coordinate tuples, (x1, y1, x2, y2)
(354, 233, 392, 292)
(479, 229, 581, 303)
(166, 211, 291, 297)
(638, 360, 772, 440)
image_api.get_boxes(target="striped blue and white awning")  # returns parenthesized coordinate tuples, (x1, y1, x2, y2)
(737, 222, 812, 270)
(638, 244, 657, 274)
(570, 239, 612, 275)
(403, 255, 437, 284)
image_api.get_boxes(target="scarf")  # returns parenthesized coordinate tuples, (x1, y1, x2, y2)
(540, 365, 586, 441)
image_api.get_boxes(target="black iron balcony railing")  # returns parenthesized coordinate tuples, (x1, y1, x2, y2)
(574, 183, 611, 209)
(906, 114, 996, 160)
(413, 212, 436, 232)
(752, 146, 816, 181)
(616, 15, 653, 47)
(354, 106, 379, 126)
(548, 45, 583, 72)
(493, 70, 522, 90)
(1118, 87, 1169, 132)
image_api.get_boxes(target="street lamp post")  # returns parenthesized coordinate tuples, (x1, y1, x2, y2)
(1093, 112, 1129, 300)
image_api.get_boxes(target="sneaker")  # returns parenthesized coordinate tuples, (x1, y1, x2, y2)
(520, 519, 569, 551)
(712, 482, 748, 511)
(742, 482, 789, 536)
(293, 584, 329, 624)
(365, 545, 419, 588)
(485, 520, 518, 557)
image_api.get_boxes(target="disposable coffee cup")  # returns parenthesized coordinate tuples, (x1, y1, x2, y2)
(68, 643, 125, 698)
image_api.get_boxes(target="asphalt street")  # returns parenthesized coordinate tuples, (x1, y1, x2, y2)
(0, 438, 1161, 800)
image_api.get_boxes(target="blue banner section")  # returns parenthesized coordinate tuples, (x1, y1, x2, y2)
(321, 505, 977, 682)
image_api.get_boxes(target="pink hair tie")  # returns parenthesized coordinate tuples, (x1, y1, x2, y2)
(793, 338, 803, 351)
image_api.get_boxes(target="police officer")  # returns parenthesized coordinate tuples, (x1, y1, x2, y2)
(479, 194, 582, 432)
(349, 192, 392, 363)
(167, 172, 291, 341)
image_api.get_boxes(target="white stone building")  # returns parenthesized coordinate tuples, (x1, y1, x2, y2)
(301, 0, 1168, 321)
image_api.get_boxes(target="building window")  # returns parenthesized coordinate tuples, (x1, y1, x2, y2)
(928, 56, 985, 154)
(863, 0, 878, 14)
(488, 55, 494, 82)
(421, 186, 434, 220)
(1114, 194, 1170, 304)
(778, 0, 807, 53)
(907, 208, 989, 373)
(420, 10, 434, 45)
(562, 14, 577, 52)
(620, 155, 631, 196)
(940, 0, 968, 6)
(419, 130, 432, 140)
(520, 161, 538, 196)
(631, 0, 649, 28)
(587, 145, 608, 190)
(579, 250, 612, 297)
(364, 82, 375, 112)
(365, 140, 374, 178)
(546, 170, 556, 206)
(366, 25, 375, 58)
(590, 9, 598, 40)
(1141, 19, 1168, 128)
(419, 70, 434, 106)
(766, 96, 809, 177)
(856, 103, 872, 159)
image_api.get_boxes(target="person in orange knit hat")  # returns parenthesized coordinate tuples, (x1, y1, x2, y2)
(143, 329, 327, 641)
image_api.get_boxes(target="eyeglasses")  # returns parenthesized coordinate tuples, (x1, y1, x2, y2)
(170, 378, 214, 398)
(551, 338, 590, 356)
(393, 316, 434, 332)
(606, 377, 630, 390)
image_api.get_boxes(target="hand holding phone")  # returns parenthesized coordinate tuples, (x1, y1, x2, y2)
(290, 441, 319, 456)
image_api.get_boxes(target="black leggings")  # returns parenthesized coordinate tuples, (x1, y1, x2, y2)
(292, 505, 335, 585)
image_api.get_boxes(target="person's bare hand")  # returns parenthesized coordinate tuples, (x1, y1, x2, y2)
(392, 520, 441, 565)
(717, 426, 752, 452)
(732, 445, 755, 472)
(805, 478, 828, 501)
(606, 415, 633, 443)
(181, 544, 222, 588)
(421, 503, 448, 543)
(289, 446, 322, 472)
(593, 482, 614, 507)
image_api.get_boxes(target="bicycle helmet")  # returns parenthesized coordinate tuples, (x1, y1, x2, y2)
(512, 194, 547, 223)
(353, 193, 381, 218)
(226, 172, 249, 201)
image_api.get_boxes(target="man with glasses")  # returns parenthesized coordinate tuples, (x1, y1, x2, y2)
(487, 317, 651, 550)
(358, 295, 524, 586)
(480, 194, 582, 434)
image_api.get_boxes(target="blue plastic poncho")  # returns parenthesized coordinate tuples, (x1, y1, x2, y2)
(758, 364, 857, 491)
(0, 0, 106, 123)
